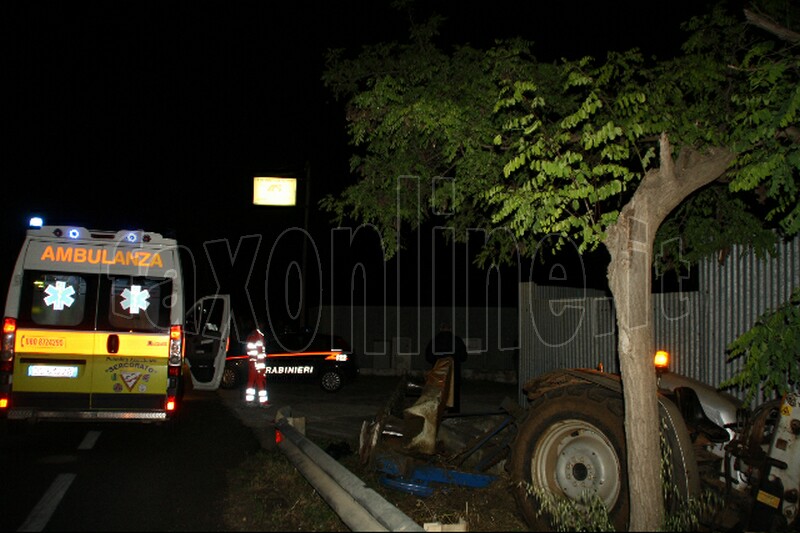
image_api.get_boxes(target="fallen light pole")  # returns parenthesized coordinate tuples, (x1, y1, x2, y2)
(274, 407, 424, 532)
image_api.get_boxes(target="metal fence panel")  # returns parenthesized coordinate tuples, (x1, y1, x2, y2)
(519, 237, 799, 403)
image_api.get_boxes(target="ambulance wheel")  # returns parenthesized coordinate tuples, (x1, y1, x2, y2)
(221, 364, 241, 389)
(320, 370, 343, 392)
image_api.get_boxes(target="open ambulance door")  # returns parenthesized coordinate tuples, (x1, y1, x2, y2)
(184, 294, 231, 391)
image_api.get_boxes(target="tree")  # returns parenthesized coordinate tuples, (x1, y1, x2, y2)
(321, 3, 799, 530)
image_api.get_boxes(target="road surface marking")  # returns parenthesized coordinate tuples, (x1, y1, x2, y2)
(17, 473, 76, 532)
(78, 430, 101, 450)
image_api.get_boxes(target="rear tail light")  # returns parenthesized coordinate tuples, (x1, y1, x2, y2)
(2, 318, 16, 365)
(169, 325, 183, 367)
(166, 326, 182, 412)
(0, 396, 8, 409)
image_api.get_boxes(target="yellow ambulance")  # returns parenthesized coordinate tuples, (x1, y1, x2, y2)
(0, 225, 230, 423)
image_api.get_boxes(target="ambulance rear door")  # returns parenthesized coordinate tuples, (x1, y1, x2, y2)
(184, 294, 230, 391)
(90, 273, 176, 412)
(11, 269, 100, 412)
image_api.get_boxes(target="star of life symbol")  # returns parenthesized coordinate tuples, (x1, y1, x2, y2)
(120, 285, 150, 314)
(43, 281, 76, 311)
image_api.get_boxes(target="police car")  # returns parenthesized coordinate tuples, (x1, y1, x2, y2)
(221, 329, 358, 393)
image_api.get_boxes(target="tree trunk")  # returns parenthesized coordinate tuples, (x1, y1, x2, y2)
(604, 134, 733, 531)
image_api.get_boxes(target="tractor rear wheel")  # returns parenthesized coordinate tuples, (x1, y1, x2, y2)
(509, 383, 629, 531)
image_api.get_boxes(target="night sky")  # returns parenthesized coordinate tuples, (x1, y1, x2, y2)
(2, 1, 724, 319)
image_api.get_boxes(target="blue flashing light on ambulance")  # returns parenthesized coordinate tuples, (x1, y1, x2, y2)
(0, 224, 230, 424)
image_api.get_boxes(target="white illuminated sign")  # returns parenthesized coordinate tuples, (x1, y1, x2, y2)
(253, 177, 297, 206)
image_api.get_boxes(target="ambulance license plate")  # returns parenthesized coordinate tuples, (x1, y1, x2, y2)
(28, 365, 79, 378)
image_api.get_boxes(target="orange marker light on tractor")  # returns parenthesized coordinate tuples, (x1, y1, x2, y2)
(654, 350, 670, 371)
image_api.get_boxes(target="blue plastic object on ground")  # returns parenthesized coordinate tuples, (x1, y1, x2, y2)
(376, 454, 496, 497)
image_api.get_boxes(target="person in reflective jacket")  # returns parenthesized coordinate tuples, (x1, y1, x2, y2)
(244, 326, 269, 406)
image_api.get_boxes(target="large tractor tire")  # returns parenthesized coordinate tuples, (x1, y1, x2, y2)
(509, 383, 629, 531)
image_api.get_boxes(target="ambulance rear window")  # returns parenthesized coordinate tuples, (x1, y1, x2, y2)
(23, 272, 91, 328)
(104, 276, 172, 332)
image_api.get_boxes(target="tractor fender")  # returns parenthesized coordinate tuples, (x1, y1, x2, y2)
(521, 368, 616, 403)
(658, 371, 742, 443)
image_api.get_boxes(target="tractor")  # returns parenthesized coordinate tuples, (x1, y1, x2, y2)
(359, 352, 799, 531)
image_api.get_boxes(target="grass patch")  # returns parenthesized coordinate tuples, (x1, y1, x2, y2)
(223, 447, 348, 532)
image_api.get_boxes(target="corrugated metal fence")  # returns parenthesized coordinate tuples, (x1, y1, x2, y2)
(519, 237, 800, 402)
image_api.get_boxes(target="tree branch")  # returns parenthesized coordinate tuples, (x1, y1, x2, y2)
(659, 133, 675, 179)
(744, 9, 800, 43)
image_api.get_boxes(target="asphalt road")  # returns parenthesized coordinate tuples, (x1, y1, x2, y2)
(0, 387, 261, 532)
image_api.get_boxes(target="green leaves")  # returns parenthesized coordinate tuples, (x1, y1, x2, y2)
(720, 287, 800, 403)
(525, 484, 615, 532)
(321, 4, 799, 266)
(485, 50, 652, 256)
(654, 186, 779, 273)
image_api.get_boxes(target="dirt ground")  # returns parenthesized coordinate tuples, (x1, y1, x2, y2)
(349, 458, 529, 531)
